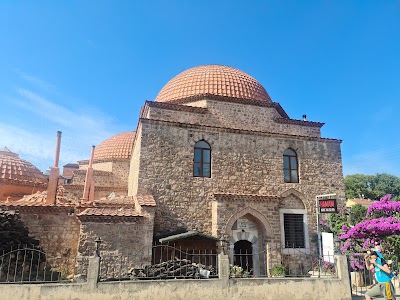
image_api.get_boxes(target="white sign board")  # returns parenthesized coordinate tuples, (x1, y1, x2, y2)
(322, 232, 334, 263)
(237, 219, 249, 229)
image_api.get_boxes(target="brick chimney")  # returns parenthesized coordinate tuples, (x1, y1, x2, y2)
(46, 131, 62, 205)
(83, 145, 95, 202)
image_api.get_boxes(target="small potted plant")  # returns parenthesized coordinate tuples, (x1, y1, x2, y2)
(271, 264, 286, 277)
(229, 265, 243, 278)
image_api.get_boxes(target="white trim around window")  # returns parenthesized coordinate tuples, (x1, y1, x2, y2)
(279, 208, 310, 255)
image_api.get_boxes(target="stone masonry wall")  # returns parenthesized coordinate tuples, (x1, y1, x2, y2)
(212, 194, 308, 245)
(147, 99, 321, 137)
(110, 161, 130, 188)
(71, 159, 130, 198)
(132, 118, 344, 240)
(77, 218, 154, 276)
(128, 124, 142, 196)
(19, 212, 80, 259)
(80, 161, 113, 172)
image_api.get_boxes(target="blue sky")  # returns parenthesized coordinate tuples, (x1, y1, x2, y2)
(1, 1, 400, 176)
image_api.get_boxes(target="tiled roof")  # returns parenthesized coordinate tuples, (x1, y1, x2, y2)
(275, 118, 324, 128)
(147, 101, 208, 114)
(155, 65, 272, 104)
(63, 163, 79, 168)
(93, 131, 136, 160)
(0, 147, 47, 184)
(94, 195, 136, 206)
(159, 231, 219, 243)
(2, 185, 75, 207)
(346, 198, 375, 207)
(136, 195, 156, 207)
(77, 207, 141, 217)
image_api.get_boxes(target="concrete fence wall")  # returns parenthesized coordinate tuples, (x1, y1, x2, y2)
(0, 255, 352, 300)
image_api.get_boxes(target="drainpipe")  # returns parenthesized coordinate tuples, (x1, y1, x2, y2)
(47, 131, 61, 205)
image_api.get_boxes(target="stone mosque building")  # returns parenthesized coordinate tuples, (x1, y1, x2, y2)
(1, 65, 345, 275)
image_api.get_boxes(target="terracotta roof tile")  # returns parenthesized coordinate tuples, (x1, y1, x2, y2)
(155, 65, 272, 104)
(136, 195, 156, 207)
(275, 118, 325, 128)
(147, 101, 208, 114)
(94, 195, 136, 206)
(63, 163, 79, 168)
(2, 185, 75, 207)
(346, 198, 375, 207)
(77, 207, 141, 217)
(0, 148, 47, 184)
(93, 131, 135, 160)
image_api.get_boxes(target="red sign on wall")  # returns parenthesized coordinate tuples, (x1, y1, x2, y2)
(319, 199, 338, 213)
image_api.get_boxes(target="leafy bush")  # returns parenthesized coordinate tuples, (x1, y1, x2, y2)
(271, 264, 287, 276)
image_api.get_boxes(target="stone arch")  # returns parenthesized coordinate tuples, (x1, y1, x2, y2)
(280, 188, 309, 210)
(188, 131, 218, 147)
(224, 206, 272, 240)
(280, 188, 305, 199)
(225, 207, 272, 276)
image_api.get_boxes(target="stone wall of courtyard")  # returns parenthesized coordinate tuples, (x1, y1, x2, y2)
(19, 210, 80, 258)
(77, 216, 154, 278)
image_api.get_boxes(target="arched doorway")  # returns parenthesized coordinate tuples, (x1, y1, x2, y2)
(234, 240, 253, 273)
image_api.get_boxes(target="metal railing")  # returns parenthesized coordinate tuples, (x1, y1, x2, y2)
(230, 243, 337, 278)
(99, 244, 218, 281)
(0, 246, 81, 283)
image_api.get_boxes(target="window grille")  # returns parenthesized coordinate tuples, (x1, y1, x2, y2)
(283, 213, 305, 248)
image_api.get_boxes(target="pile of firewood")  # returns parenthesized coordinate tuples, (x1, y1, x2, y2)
(128, 258, 217, 280)
(0, 210, 39, 253)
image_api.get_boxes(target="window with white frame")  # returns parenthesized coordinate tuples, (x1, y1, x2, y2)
(279, 209, 309, 253)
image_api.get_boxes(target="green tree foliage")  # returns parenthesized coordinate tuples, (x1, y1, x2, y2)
(344, 173, 400, 200)
(328, 204, 368, 236)
(349, 204, 367, 225)
(370, 173, 400, 200)
(329, 208, 349, 235)
(344, 174, 375, 199)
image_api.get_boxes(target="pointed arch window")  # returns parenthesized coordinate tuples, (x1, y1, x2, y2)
(193, 140, 211, 177)
(283, 149, 298, 183)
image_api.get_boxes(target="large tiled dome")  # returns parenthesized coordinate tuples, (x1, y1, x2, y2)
(0, 147, 47, 183)
(155, 65, 272, 103)
(93, 131, 136, 160)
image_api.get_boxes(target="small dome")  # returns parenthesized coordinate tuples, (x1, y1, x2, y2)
(155, 65, 272, 103)
(93, 131, 136, 160)
(0, 147, 47, 183)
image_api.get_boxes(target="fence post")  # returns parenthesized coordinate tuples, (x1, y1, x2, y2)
(218, 254, 230, 281)
(87, 256, 100, 291)
(335, 255, 352, 300)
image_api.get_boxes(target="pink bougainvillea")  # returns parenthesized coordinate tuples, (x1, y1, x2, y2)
(338, 194, 400, 260)
(366, 194, 400, 217)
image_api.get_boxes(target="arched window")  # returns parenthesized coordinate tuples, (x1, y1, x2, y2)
(193, 140, 211, 177)
(283, 149, 298, 183)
